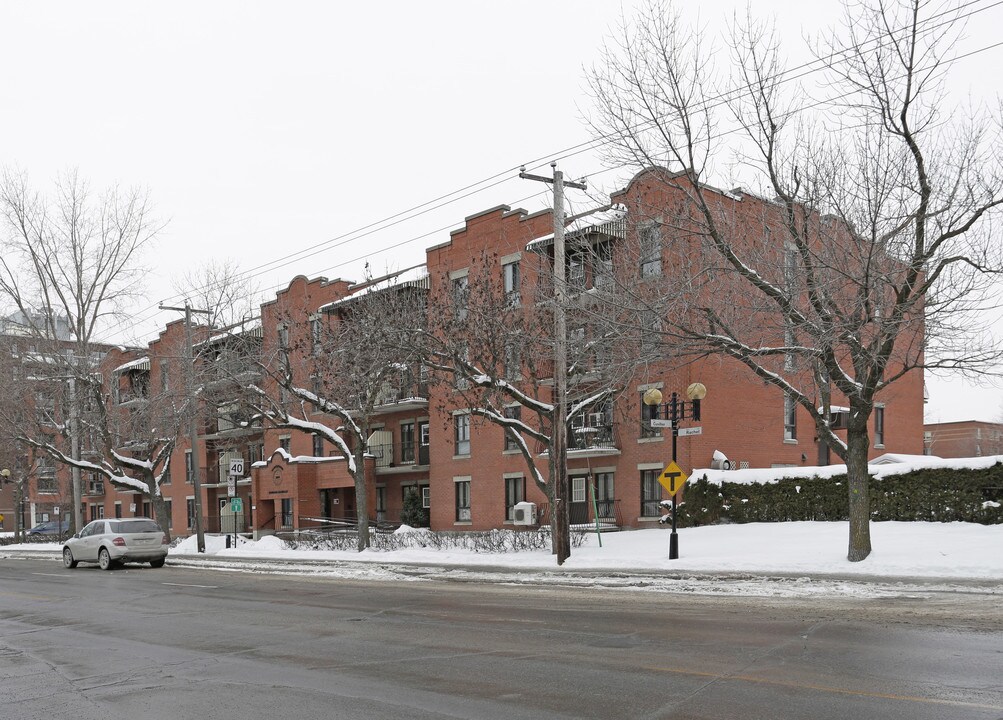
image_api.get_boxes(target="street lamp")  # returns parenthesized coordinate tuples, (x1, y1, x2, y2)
(643, 382, 707, 559)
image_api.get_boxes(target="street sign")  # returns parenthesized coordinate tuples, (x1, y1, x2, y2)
(677, 426, 703, 437)
(649, 419, 673, 428)
(227, 476, 236, 497)
(657, 461, 689, 495)
(53, 506, 60, 515)
(230, 497, 243, 513)
(228, 459, 245, 476)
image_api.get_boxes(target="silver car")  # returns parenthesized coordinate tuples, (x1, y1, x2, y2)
(62, 518, 168, 570)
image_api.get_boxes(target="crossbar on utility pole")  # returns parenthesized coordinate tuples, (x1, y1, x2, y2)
(161, 301, 211, 553)
(519, 163, 586, 565)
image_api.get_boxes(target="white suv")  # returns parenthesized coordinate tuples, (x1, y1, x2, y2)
(63, 518, 168, 570)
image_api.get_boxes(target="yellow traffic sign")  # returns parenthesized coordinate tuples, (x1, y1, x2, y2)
(657, 461, 688, 495)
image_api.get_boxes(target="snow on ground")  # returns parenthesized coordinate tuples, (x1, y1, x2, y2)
(171, 521, 1003, 580)
(7, 522, 1001, 598)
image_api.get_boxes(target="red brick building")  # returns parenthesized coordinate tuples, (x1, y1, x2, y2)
(23, 168, 925, 538)
(924, 420, 1003, 458)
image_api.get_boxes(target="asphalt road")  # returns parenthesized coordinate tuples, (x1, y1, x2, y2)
(1, 556, 1001, 720)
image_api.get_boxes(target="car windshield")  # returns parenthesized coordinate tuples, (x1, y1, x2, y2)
(108, 520, 161, 534)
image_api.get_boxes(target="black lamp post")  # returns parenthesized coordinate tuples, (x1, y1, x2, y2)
(643, 382, 706, 559)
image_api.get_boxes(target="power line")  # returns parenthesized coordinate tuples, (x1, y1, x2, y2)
(98, 1, 1003, 343)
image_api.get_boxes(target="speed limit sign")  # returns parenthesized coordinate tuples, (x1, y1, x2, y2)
(228, 459, 245, 476)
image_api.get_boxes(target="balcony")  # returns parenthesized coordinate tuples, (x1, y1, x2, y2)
(367, 441, 429, 473)
(568, 414, 620, 456)
(85, 481, 105, 496)
(373, 380, 429, 413)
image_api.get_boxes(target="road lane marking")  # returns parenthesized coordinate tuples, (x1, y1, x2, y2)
(162, 582, 218, 589)
(31, 573, 68, 578)
(645, 664, 1003, 711)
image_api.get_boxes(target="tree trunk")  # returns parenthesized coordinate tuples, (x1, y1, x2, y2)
(354, 448, 370, 552)
(149, 475, 172, 542)
(844, 425, 872, 562)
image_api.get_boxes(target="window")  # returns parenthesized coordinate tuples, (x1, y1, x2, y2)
(310, 317, 322, 352)
(874, 406, 885, 447)
(277, 324, 289, 350)
(160, 361, 169, 392)
(641, 469, 664, 517)
(185, 450, 194, 483)
(248, 442, 262, 465)
(503, 260, 520, 306)
(784, 394, 797, 441)
(571, 476, 586, 504)
(568, 251, 586, 291)
(503, 406, 521, 451)
(90, 504, 100, 522)
(503, 340, 521, 381)
(279, 436, 291, 453)
(454, 414, 470, 456)
(505, 476, 525, 521)
(38, 461, 57, 493)
(452, 275, 469, 321)
(455, 479, 471, 521)
(114, 502, 122, 519)
(595, 472, 615, 518)
(640, 225, 662, 278)
(400, 421, 415, 464)
(594, 241, 614, 291)
(281, 498, 293, 527)
(421, 486, 431, 509)
(312, 434, 324, 457)
(186, 498, 197, 529)
(640, 393, 661, 439)
(376, 486, 386, 522)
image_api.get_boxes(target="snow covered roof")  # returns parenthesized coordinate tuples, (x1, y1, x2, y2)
(526, 206, 627, 251)
(320, 265, 429, 312)
(869, 453, 940, 465)
(196, 322, 263, 349)
(113, 356, 150, 373)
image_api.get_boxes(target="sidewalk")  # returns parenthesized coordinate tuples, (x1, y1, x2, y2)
(5, 521, 1002, 598)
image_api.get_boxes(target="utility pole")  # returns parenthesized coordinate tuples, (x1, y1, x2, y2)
(68, 376, 82, 534)
(161, 301, 211, 553)
(519, 163, 586, 565)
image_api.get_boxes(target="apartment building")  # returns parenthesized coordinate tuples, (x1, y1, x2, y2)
(924, 420, 1003, 458)
(14, 168, 925, 537)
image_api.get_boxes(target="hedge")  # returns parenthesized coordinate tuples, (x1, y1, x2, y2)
(675, 461, 1003, 527)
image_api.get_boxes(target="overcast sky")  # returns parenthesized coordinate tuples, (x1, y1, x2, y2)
(1, 0, 1001, 423)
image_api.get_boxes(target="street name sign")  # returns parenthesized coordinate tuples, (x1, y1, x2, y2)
(677, 427, 703, 437)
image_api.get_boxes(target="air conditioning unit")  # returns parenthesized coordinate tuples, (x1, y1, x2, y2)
(710, 450, 732, 471)
(513, 501, 537, 525)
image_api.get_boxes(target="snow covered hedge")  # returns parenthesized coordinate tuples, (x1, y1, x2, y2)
(678, 461, 1003, 527)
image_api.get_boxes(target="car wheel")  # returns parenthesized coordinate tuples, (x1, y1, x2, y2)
(98, 547, 115, 571)
(149, 557, 165, 568)
(62, 548, 78, 569)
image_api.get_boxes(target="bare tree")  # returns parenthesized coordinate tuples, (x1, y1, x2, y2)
(249, 267, 427, 552)
(586, 0, 1003, 560)
(4, 350, 184, 540)
(423, 240, 640, 564)
(172, 258, 264, 330)
(0, 169, 162, 532)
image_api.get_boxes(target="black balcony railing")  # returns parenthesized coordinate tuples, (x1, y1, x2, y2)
(536, 499, 622, 528)
(568, 421, 619, 451)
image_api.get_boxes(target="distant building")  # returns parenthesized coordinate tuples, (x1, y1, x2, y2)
(924, 420, 1003, 458)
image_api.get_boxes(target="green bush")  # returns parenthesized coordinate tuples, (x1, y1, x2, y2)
(674, 461, 1003, 526)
